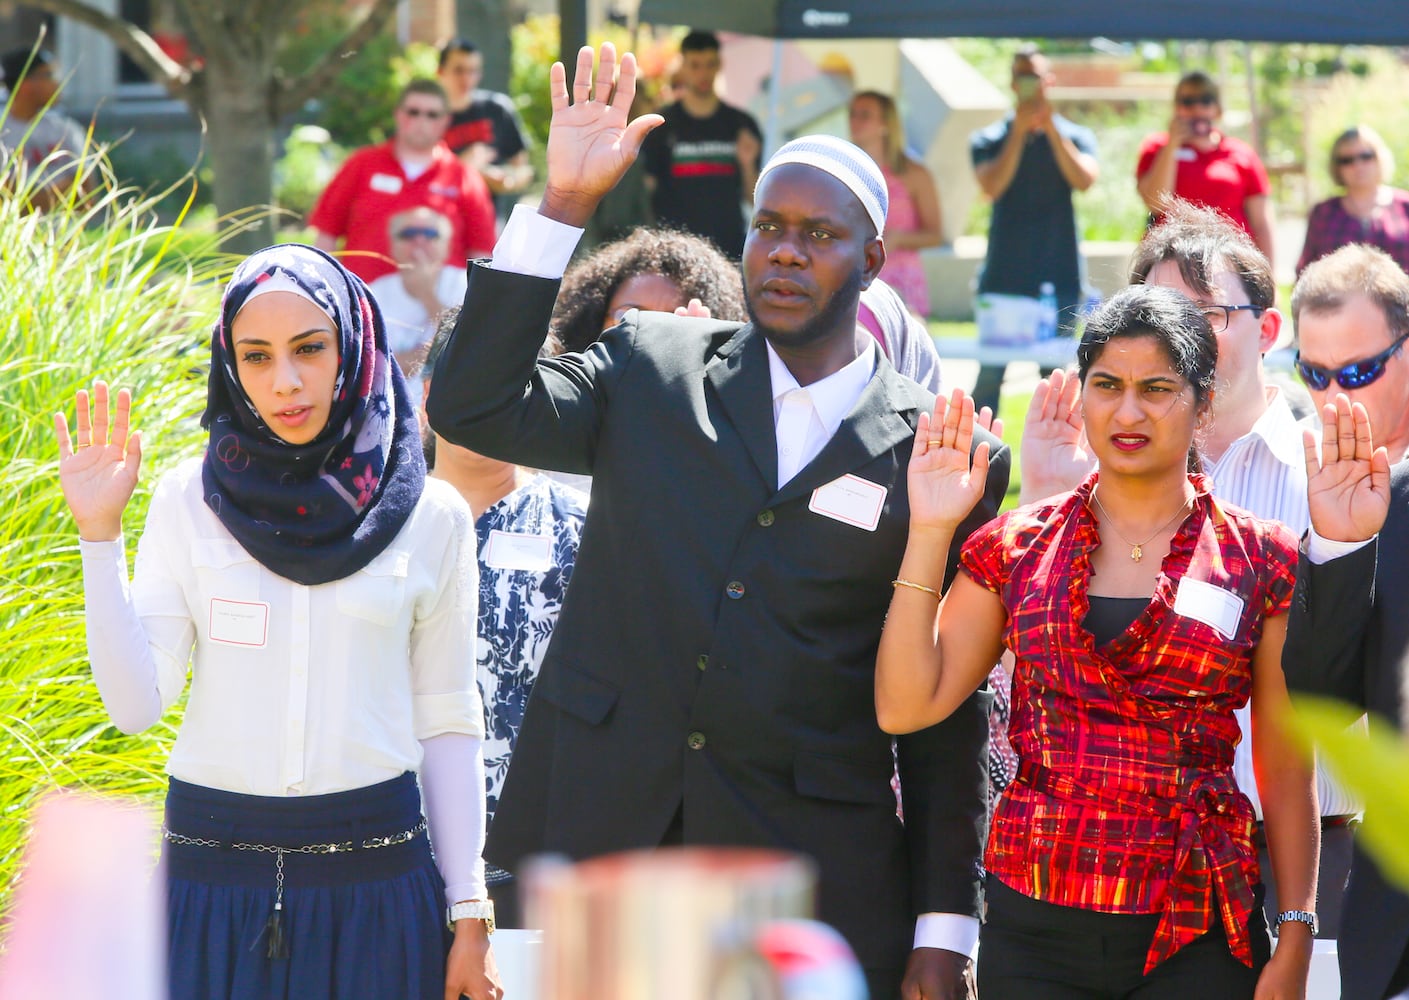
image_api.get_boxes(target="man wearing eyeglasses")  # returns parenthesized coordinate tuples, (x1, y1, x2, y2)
(310, 79, 496, 284)
(1292, 244, 1409, 464)
(1136, 71, 1275, 268)
(1282, 240, 1409, 999)
(1020, 200, 1358, 941)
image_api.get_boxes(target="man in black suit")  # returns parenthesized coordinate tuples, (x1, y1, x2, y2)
(428, 43, 1009, 999)
(1284, 394, 1407, 999)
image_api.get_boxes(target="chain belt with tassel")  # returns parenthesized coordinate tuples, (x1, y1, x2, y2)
(163, 819, 428, 958)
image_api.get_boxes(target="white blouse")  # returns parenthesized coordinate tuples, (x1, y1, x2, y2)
(80, 458, 487, 901)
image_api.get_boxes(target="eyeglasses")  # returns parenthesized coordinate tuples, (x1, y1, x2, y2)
(1335, 150, 1377, 167)
(1295, 334, 1409, 391)
(1201, 303, 1265, 334)
(1177, 94, 1217, 108)
(399, 107, 446, 120)
(394, 226, 444, 240)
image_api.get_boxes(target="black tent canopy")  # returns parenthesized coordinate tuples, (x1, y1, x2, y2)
(637, 0, 1409, 45)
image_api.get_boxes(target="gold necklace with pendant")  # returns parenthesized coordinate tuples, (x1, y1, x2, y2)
(1090, 489, 1191, 563)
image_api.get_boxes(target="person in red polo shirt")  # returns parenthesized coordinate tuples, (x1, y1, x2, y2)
(1136, 71, 1275, 270)
(311, 80, 495, 284)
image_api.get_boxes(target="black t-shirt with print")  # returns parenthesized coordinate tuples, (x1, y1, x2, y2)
(641, 101, 762, 258)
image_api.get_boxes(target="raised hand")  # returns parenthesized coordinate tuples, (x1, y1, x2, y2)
(673, 297, 712, 320)
(540, 43, 664, 227)
(909, 388, 991, 533)
(1020, 368, 1093, 503)
(975, 405, 1004, 442)
(1305, 393, 1391, 543)
(55, 382, 143, 542)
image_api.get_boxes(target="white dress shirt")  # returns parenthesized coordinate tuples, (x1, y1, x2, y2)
(80, 458, 487, 901)
(1205, 388, 1360, 819)
(491, 204, 979, 958)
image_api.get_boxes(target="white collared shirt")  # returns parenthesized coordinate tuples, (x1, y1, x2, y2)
(1204, 389, 1360, 819)
(767, 339, 876, 488)
(80, 459, 483, 796)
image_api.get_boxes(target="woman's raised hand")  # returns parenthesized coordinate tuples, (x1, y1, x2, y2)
(909, 388, 991, 533)
(1305, 393, 1391, 544)
(55, 382, 142, 542)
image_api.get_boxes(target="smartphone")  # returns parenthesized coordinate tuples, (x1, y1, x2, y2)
(1014, 74, 1041, 102)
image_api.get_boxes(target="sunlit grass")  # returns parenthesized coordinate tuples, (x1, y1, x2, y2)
(0, 137, 242, 909)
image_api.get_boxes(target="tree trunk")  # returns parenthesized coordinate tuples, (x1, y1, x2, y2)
(454, 0, 512, 93)
(201, 61, 279, 256)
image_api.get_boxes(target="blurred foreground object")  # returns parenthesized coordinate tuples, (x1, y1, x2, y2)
(0, 790, 164, 1000)
(525, 847, 863, 1000)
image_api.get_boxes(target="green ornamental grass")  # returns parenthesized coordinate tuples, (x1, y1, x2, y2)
(0, 138, 245, 908)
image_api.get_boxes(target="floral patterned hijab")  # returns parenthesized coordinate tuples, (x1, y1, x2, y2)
(200, 244, 425, 585)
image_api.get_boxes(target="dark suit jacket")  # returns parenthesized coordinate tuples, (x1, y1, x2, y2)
(428, 264, 1011, 974)
(1284, 462, 1409, 1000)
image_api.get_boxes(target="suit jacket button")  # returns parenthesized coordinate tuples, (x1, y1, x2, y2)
(756, 509, 775, 527)
(726, 581, 746, 599)
(687, 731, 707, 750)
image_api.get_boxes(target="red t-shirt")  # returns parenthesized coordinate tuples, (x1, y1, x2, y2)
(308, 141, 496, 283)
(1136, 133, 1270, 238)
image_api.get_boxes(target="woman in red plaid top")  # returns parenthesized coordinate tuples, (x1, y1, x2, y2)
(876, 284, 1317, 999)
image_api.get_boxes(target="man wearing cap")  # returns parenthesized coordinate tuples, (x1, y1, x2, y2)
(429, 43, 1009, 999)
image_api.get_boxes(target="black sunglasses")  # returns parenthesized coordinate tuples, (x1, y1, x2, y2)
(1177, 94, 1217, 107)
(1295, 333, 1409, 391)
(400, 107, 446, 119)
(1335, 150, 1377, 167)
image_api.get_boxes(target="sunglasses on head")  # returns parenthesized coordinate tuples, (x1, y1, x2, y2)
(1335, 150, 1377, 167)
(1177, 94, 1217, 107)
(395, 226, 443, 240)
(1295, 333, 1409, 391)
(400, 107, 446, 119)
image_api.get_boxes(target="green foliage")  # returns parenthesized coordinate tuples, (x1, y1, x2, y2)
(278, 3, 439, 150)
(510, 15, 562, 180)
(0, 154, 237, 906)
(274, 126, 346, 223)
(1303, 55, 1409, 205)
(1290, 697, 1409, 892)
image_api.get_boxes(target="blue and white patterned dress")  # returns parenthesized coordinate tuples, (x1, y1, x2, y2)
(474, 475, 588, 827)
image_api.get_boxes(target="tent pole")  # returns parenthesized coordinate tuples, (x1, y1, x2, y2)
(764, 37, 784, 158)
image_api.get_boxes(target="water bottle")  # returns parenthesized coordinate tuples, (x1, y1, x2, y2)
(1036, 281, 1058, 341)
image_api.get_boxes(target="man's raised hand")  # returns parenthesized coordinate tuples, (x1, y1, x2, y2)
(540, 43, 664, 227)
(1305, 393, 1391, 543)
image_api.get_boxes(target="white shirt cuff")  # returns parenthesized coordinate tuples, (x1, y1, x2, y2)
(489, 204, 583, 279)
(914, 913, 980, 958)
(1306, 527, 1374, 564)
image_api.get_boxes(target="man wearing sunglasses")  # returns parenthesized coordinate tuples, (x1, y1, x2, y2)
(1293, 243, 1409, 463)
(1282, 242, 1409, 999)
(310, 79, 496, 284)
(1136, 71, 1275, 269)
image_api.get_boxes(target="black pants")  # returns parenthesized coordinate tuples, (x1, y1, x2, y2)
(978, 875, 1271, 1000)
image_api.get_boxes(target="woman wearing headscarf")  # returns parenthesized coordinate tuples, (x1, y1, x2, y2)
(55, 245, 501, 1000)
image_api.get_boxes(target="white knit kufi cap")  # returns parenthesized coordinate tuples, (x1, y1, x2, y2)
(755, 134, 888, 237)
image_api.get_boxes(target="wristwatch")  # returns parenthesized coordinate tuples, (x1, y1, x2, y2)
(448, 899, 496, 934)
(1274, 909, 1318, 937)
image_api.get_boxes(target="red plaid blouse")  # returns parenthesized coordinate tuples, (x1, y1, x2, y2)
(960, 474, 1297, 973)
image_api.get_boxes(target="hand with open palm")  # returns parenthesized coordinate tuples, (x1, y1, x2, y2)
(1020, 368, 1093, 503)
(538, 43, 664, 227)
(1304, 393, 1391, 543)
(55, 382, 142, 542)
(908, 388, 992, 535)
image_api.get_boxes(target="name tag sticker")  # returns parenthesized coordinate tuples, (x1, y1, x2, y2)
(809, 474, 888, 532)
(1175, 147, 1198, 162)
(209, 598, 270, 648)
(483, 530, 554, 571)
(369, 172, 403, 194)
(1172, 578, 1244, 639)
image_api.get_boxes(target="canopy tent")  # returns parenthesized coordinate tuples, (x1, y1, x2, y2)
(636, 0, 1409, 45)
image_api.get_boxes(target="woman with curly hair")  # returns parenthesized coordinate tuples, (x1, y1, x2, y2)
(550, 227, 747, 353)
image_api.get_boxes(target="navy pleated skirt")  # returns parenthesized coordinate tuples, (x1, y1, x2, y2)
(164, 773, 450, 1000)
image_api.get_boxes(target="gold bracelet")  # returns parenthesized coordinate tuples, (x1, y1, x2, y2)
(892, 578, 940, 598)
